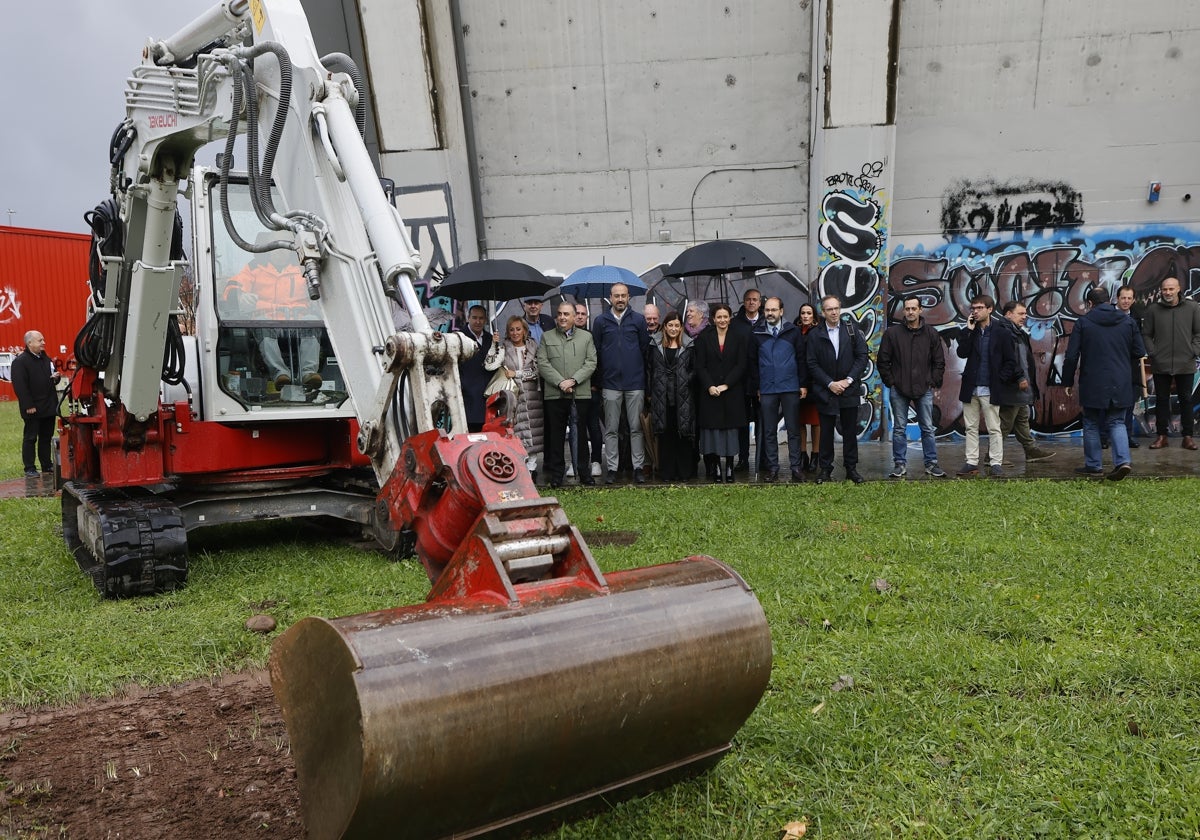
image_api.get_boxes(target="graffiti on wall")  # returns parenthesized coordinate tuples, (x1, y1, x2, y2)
(889, 225, 1200, 435)
(818, 161, 890, 439)
(390, 182, 461, 331)
(942, 178, 1085, 241)
(0, 287, 22, 324)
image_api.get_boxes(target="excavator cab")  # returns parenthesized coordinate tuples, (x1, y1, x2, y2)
(206, 176, 350, 411)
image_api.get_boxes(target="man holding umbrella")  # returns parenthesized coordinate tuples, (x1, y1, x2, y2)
(592, 283, 651, 484)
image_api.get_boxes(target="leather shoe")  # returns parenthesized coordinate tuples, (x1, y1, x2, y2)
(1184, 437, 1198, 451)
(605, 474, 616, 485)
(847, 469, 865, 485)
(1149, 435, 1169, 449)
(762, 471, 778, 484)
(1129, 439, 1140, 448)
(580, 476, 595, 486)
(791, 469, 804, 483)
(814, 471, 832, 484)
(634, 472, 646, 484)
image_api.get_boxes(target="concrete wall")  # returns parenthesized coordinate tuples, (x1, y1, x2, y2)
(889, 0, 1200, 437)
(458, 0, 812, 274)
(309, 0, 1200, 435)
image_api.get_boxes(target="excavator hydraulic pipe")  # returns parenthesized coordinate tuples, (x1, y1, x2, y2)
(269, 556, 772, 839)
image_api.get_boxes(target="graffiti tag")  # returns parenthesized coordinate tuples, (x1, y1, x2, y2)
(0, 287, 22, 324)
(942, 178, 1084, 241)
(817, 191, 884, 309)
(825, 161, 885, 195)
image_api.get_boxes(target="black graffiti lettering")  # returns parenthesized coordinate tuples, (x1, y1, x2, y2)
(942, 179, 1084, 241)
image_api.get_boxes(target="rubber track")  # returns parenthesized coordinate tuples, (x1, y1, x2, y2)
(62, 484, 188, 598)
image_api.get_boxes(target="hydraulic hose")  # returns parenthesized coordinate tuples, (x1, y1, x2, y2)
(320, 53, 367, 137)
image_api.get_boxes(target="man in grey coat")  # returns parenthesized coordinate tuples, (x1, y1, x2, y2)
(1141, 276, 1200, 450)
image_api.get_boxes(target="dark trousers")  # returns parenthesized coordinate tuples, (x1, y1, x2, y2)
(760, 391, 802, 473)
(22, 415, 55, 472)
(655, 405, 696, 481)
(1153, 372, 1195, 436)
(545, 397, 591, 485)
(818, 406, 860, 472)
(738, 393, 762, 468)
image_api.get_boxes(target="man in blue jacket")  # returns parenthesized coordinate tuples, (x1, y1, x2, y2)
(592, 282, 651, 483)
(749, 297, 808, 482)
(1062, 287, 1146, 480)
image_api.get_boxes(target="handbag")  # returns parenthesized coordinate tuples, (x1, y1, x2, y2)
(485, 368, 518, 396)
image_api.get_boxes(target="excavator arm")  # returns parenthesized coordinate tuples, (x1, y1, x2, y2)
(68, 2, 773, 837)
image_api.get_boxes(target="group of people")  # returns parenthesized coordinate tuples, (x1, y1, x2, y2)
(456, 283, 876, 486)
(457, 274, 1200, 486)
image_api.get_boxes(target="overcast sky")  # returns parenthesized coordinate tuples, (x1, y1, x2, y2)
(1, 0, 215, 234)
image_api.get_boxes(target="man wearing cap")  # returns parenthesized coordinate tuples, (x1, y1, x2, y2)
(522, 296, 555, 344)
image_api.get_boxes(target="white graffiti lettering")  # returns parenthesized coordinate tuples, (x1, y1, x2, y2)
(0, 286, 22, 324)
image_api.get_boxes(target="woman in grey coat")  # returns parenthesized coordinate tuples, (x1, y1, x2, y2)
(485, 316, 545, 474)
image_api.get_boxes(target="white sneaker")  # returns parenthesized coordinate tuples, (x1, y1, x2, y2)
(565, 464, 575, 478)
(590, 462, 602, 477)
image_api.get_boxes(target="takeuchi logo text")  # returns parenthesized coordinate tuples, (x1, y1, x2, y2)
(149, 113, 178, 129)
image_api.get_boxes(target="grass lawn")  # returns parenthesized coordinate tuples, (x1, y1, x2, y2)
(2, 399, 1199, 836)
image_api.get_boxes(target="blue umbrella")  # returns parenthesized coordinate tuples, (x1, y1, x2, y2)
(560, 264, 648, 300)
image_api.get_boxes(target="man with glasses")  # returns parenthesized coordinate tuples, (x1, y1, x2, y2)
(956, 295, 1005, 476)
(806, 295, 869, 484)
(749, 297, 807, 482)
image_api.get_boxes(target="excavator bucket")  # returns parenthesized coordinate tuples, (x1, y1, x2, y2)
(270, 554, 771, 840)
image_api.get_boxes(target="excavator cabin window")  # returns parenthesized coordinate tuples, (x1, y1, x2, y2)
(208, 180, 347, 409)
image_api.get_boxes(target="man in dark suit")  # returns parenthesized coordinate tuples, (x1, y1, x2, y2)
(806, 295, 869, 484)
(458, 304, 492, 432)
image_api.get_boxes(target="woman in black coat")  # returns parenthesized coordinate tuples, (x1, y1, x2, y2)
(693, 303, 748, 482)
(647, 312, 697, 481)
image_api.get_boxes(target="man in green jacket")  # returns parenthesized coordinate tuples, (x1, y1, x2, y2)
(537, 301, 598, 487)
(1142, 276, 1200, 450)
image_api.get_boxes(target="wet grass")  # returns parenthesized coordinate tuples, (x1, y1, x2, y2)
(2, 422, 1199, 835)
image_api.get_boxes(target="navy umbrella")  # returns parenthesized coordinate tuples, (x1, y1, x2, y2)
(436, 259, 555, 302)
(560, 264, 648, 300)
(664, 240, 775, 278)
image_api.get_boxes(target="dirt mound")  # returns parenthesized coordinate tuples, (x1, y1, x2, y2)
(1, 670, 302, 839)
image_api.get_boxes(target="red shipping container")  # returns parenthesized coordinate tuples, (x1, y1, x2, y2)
(0, 226, 92, 401)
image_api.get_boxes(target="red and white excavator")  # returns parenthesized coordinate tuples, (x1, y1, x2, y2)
(59, 1, 772, 836)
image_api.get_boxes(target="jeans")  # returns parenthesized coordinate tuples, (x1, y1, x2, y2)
(760, 391, 802, 473)
(1082, 408, 1130, 470)
(888, 388, 937, 466)
(962, 394, 1003, 467)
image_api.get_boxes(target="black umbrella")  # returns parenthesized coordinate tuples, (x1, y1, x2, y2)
(436, 259, 556, 302)
(664, 240, 775, 278)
